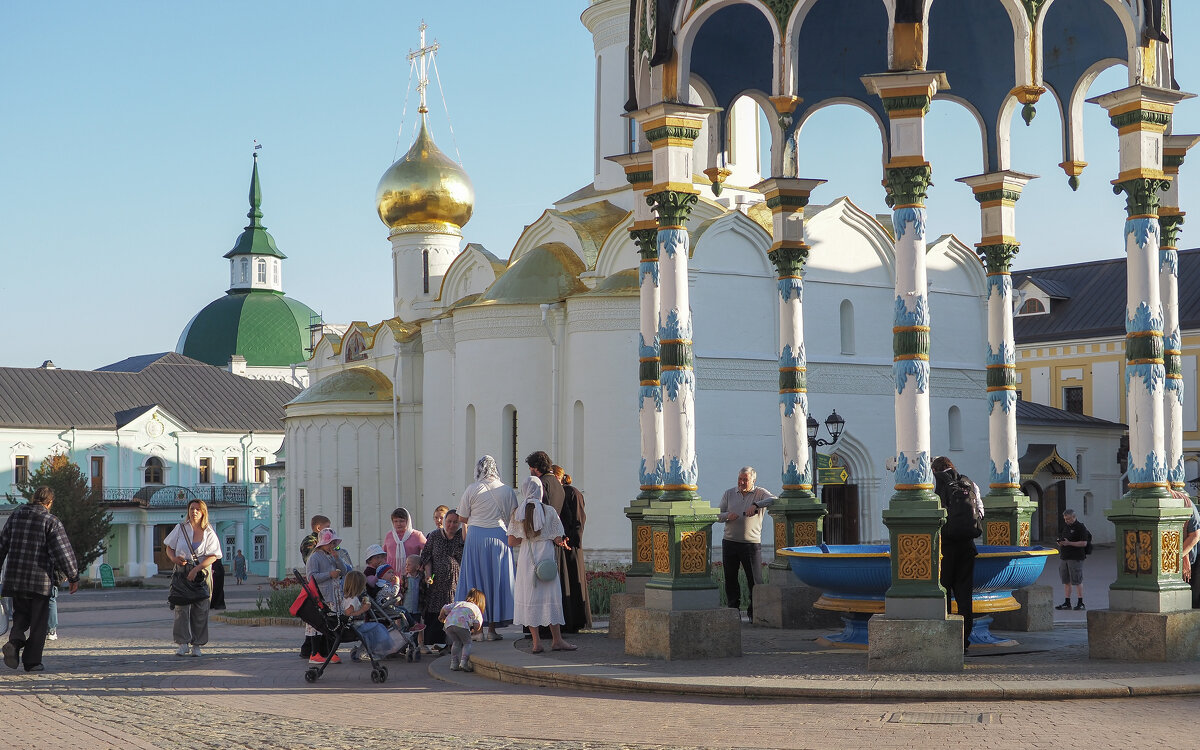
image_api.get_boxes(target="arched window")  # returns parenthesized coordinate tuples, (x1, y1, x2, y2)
(144, 456, 164, 485)
(839, 299, 855, 355)
(272, 260, 280, 285)
(502, 405, 518, 487)
(256, 259, 267, 283)
(1017, 298, 1045, 315)
(948, 406, 962, 451)
(240, 258, 249, 282)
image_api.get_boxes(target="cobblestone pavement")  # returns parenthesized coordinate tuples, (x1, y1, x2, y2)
(0, 586, 1192, 749)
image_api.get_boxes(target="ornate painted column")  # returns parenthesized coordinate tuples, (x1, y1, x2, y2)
(636, 102, 722, 610)
(956, 171, 1038, 546)
(862, 72, 950, 620)
(1087, 85, 1194, 619)
(752, 178, 828, 557)
(610, 150, 662, 585)
(1159, 135, 1200, 492)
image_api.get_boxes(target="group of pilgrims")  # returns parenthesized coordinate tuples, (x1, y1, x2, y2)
(300, 450, 589, 662)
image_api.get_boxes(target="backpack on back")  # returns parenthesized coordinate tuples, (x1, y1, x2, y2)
(941, 474, 983, 541)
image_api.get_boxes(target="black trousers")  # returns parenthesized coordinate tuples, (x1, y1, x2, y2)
(940, 539, 977, 649)
(722, 540, 758, 616)
(8, 592, 51, 668)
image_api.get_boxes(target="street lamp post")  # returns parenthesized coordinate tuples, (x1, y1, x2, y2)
(807, 409, 846, 505)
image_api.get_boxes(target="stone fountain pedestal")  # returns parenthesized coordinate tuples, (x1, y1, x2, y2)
(867, 615, 964, 672)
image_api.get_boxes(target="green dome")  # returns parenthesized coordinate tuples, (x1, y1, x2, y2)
(475, 243, 587, 306)
(288, 367, 393, 406)
(177, 289, 318, 368)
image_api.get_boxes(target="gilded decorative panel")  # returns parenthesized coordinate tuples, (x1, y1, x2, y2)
(1124, 529, 1154, 574)
(1162, 530, 1181, 574)
(774, 521, 785, 551)
(1018, 521, 1031, 547)
(986, 521, 1011, 546)
(794, 521, 818, 547)
(635, 524, 652, 563)
(896, 533, 933, 580)
(679, 530, 707, 574)
(653, 530, 670, 574)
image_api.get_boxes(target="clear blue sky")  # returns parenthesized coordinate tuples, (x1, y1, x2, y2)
(2, 2, 1197, 370)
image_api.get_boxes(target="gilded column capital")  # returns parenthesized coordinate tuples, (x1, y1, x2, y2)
(884, 164, 933, 208)
(647, 190, 699, 227)
(1113, 177, 1172, 217)
(769, 245, 809, 277)
(976, 242, 1021, 274)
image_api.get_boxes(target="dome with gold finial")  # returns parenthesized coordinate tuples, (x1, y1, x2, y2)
(376, 113, 474, 232)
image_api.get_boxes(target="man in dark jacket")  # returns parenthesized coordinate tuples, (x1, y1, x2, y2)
(932, 456, 979, 653)
(0, 486, 79, 672)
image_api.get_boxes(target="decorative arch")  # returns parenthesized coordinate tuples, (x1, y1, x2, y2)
(795, 98, 890, 168)
(675, 0, 781, 106)
(927, 233, 988, 300)
(803, 196, 898, 281)
(689, 210, 773, 276)
(592, 213, 638, 279)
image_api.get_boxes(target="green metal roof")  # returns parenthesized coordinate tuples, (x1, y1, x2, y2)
(176, 290, 317, 367)
(224, 153, 286, 259)
(581, 268, 639, 297)
(474, 243, 587, 306)
(288, 367, 393, 406)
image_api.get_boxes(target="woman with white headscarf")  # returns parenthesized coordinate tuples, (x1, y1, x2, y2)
(454, 455, 519, 640)
(508, 477, 577, 653)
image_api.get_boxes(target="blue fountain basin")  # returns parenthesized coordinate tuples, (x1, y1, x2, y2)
(779, 544, 1057, 614)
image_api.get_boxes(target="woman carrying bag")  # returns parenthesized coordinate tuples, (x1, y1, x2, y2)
(164, 499, 222, 657)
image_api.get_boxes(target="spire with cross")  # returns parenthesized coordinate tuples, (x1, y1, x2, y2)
(407, 21, 439, 115)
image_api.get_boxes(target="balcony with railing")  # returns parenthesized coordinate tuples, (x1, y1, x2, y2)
(99, 484, 264, 508)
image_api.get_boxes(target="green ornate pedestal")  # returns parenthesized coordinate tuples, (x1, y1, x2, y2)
(1105, 495, 1193, 612)
(981, 490, 1037, 547)
(766, 491, 826, 570)
(881, 493, 948, 619)
(624, 490, 658, 584)
(641, 497, 720, 611)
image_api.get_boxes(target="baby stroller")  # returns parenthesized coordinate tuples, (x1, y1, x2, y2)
(290, 569, 390, 684)
(348, 588, 422, 664)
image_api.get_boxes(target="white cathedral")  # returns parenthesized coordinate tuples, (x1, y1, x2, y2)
(281, 5, 992, 565)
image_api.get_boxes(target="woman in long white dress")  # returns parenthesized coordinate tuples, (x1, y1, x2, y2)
(455, 455, 518, 640)
(508, 477, 577, 653)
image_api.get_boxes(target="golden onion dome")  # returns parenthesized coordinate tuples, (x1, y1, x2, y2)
(376, 114, 474, 231)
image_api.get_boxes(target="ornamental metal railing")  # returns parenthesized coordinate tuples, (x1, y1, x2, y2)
(98, 484, 266, 507)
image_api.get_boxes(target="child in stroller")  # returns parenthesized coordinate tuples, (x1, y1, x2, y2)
(342, 571, 424, 665)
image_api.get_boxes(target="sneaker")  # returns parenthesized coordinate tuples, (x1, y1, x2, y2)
(191, 645, 203, 657)
(3, 642, 19, 669)
(1055, 601, 1072, 610)
(176, 644, 190, 657)
(461, 661, 474, 672)
(46, 630, 57, 641)
(1074, 601, 1086, 610)
(450, 660, 462, 671)
(328, 654, 342, 664)
(308, 655, 329, 665)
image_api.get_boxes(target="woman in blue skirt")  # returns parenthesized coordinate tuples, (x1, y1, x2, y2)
(455, 456, 518, 640)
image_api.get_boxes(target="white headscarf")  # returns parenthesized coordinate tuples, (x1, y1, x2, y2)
(475, 455, 500, 483)
(513, 477, 546, 532)
(390, 507, 413, 550)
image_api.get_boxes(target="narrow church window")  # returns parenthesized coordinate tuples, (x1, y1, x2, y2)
(422, 249, 430, 294)
(948, 406, 962, 451)
(257, 259, 267, 283)
(198, 457, 212, 484)
(15, 455, 29, 484)
(254, 456, 266, 483)
(342, 487, 354, 528)
(240, 258, 249, 282)
(573, 401, 585, 487)
(253, 534, 267, 561)
(144, 456, 164, 485)
(465, 405, 477, 487)
(502, 405, 518, 487)
(273, 260, 279, 285)
(298, 489, 305, 529)
(840, 300, 855, 355)
(226, 456, 239, 483)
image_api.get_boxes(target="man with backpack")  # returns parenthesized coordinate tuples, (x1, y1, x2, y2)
(932, 456, 982, 653)
(1055, 509, 1090, 611)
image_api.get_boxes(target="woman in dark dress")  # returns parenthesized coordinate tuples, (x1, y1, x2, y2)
(419, 509, 465, 652)
(551, 466, 591, 632)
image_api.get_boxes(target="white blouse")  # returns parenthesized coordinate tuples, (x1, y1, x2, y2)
(164, 523, 222, 561)
(459, 478, 519, 529)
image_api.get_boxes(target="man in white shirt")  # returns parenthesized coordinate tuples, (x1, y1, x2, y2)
(718, 466, 776, 621)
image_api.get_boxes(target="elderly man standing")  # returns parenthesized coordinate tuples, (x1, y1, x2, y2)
(0, 486, 79, 673)
(718, 467, 776, 621)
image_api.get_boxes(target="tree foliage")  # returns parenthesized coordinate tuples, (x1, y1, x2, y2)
(7, 453, 113, 570)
